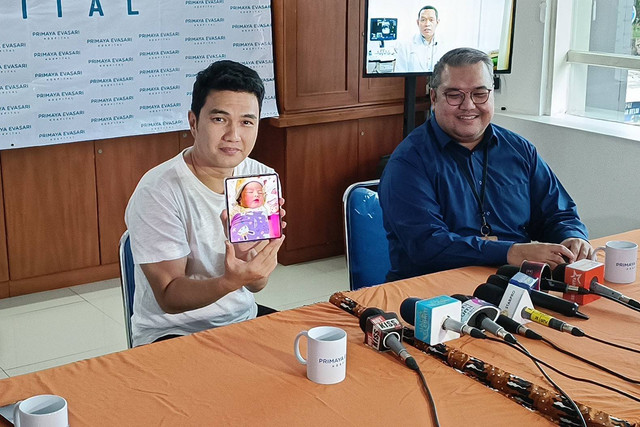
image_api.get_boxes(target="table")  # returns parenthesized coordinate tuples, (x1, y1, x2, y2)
(1, 230, 639, 426)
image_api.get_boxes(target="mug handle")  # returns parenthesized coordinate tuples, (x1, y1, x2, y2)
(591, 246, 605, 262)
(13, 401, 22, 427)
(294, 331, 308, 365)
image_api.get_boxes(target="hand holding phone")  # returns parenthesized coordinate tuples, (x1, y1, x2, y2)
(225, 173, 282, 244)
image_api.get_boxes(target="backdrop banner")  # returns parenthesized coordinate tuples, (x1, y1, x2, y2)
(0, 0, 277, 150)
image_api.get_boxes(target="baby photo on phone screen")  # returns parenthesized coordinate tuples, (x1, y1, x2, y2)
(226, 174, 281, 243)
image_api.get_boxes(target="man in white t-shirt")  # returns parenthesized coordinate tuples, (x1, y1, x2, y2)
(125, 60, 284, 346)
(395, 5, 441, 73)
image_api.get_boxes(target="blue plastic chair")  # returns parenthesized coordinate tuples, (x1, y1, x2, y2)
(342, 180, 391, 290)
(118, 230, 135, 348)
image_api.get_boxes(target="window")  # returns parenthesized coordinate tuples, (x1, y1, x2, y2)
(565, 0, 640, 125)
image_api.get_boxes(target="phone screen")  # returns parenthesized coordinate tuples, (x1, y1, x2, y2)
(224, 173, 282, 243)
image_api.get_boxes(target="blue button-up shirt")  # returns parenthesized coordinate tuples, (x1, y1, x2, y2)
(379, 115, 588, 280)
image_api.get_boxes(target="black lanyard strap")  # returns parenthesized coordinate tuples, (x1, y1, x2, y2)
(450, 144, 491, 236)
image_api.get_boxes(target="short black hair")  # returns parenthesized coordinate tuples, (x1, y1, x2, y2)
(190, 60, 265, 120)
(430, 47, 494, 90)
(418, 5, 438, 20)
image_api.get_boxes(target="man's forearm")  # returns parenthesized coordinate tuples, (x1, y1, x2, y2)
(151, 274, 239, 314)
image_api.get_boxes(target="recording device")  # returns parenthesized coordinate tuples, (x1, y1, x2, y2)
(359, 307, 418, 369)
(474, 283, 585, 337)
(554, 263, 640, 309)
(487, 274, 589, 319)
(399, 296, 486, 344)
(450, 295, 517, 344)
(224, 173, 282, 244)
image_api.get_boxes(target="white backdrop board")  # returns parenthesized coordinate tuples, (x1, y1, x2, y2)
(0, 0, 277, 150)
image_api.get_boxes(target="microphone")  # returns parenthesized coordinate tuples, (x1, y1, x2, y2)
(552, 260, 603, 305)
(497, 265, 589, 295)
(487, 274, 589, 319)
(496, 314, 543, 340)
(473, 283, 543, 340)
(400, 296, 486, 343)
(359, 307, 419, 370)
(554, 263, 640, 310)
(474, 283, 585, 337)
(450, 294, 517, 344)
(520, 307, 585, 337)
(589, 282, 640, 310)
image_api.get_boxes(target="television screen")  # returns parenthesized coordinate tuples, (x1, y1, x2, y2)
(364, 0, 516, 77)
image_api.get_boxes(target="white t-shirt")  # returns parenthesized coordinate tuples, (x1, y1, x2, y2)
(125, 150, 274, 346)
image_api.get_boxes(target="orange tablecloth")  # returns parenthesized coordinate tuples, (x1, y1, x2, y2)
(1, 231, 639, 426)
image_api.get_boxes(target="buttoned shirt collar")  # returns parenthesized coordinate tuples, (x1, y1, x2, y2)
(428, 113, 498, 152)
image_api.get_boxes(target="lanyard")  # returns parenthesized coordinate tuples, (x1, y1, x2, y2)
(451, 144, 491, 237)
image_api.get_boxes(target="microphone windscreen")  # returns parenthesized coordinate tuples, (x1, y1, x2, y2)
(359, 307, 384, 332)
(486, 274, 510, 288)
(451, 294, 472, 303)
(472, 283, 505, 306)
(399, 297, 420, 326)
(552, 264, 567, 282)
(496, 265, 520, 278)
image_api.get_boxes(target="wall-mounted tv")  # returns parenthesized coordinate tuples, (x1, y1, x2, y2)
(364, 0, 516, 77)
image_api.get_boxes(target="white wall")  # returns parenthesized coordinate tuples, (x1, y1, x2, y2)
(492, 114, 640, 239)
(491, 0, 640, 239)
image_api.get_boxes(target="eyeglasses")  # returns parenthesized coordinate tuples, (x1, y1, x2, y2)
(441, 89, 492, 106)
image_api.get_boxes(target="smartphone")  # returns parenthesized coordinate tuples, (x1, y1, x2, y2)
(224, 173, 282, 243)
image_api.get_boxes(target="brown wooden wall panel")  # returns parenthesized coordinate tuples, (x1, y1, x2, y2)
(358, 77, 405, 104)
(2, 142, 100, 280)
(357, 115, 404, 180)
(284, 121, 358, 252)
(9, 264, 119, 297)
(0, 282, 8, 299)
(95, 133, 180, 265)
(252, 121, 286, 177)
(295, 0, 350, 94)
(275, 0, 360, 111)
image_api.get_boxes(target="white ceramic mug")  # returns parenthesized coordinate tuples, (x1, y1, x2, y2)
(294, 326, 347, 385)
(13, 394, 68, 427)
(591, 240, 638, 284)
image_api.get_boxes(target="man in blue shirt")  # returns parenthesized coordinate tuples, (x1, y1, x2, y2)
(379, 48, 591, 280)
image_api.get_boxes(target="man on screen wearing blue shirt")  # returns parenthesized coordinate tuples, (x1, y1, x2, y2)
(379, 47, 591, 281)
